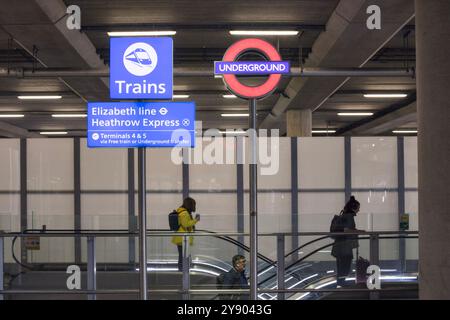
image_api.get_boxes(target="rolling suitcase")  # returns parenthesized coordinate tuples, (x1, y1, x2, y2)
(355, 248, 371, 284)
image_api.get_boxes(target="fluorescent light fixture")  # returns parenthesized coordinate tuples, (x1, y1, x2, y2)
(52, 114, 87, 118)
(214, 75, 223, 79)
(172, 94, 190, 99)
(107, 31, 176, 37)
(364, 93, 407, 98)
(230, 30, 299, 36)
(219, 130, 247, 134)
(223, 94, 238, 99)
(39, 131, 68, 135)
(18, 95, 62, 100)
(0, 114, 24, 118)
(392, 130, 418, 134)
(312, 130, 336, 134)
(221, 113, 249, 117)
(338, 112, 374, 116)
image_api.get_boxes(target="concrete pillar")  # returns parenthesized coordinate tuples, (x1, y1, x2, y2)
(416, 0, 450, 300)
(286, 109, 312, 137)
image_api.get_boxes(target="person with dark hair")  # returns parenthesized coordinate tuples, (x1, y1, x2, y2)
(171, 197, 200, 271)
(217, 254, 249, 300)
(331, 195, 364, 287)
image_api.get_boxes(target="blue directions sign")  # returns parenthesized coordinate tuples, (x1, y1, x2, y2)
(214, 61, 290, 75)
(87, 102, 195, 148)
(110, 37, 173, 99)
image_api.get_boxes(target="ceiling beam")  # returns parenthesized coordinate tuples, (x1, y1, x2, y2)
(335, 92, 416, 135)
(259, 0, 415, 132)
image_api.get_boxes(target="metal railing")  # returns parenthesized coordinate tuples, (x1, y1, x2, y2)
(0, 230, 419, 300)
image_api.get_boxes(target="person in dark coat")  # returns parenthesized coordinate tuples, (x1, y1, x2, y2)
(331, 196, 364, 287)
(218, 255, 249, 300)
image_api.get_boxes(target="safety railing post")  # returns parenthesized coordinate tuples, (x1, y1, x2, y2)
(182, 235, 190, 300)
(87, 236, 96, 300)
(0, 237, 3, 300)
(369, 234, 380, 300)
(277, 234, 285, 300)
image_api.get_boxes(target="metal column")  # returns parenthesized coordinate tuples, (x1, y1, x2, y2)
(276, 235, 285, 300)
(0, 237, 3, 300)
(138, 148, 148, 300)
(249, 98, 258, 300)
(87, 236, 96, 300)
(182, 235, 190, 300)
(74, 138, 81, 264)
(128, 148, 136, 264)
(397, 137, 406, 272)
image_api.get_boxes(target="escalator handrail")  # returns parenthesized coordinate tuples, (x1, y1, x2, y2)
(258, 234, 419, 288)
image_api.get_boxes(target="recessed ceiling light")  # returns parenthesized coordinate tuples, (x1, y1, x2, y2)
(223, 94, 238, 99)
(52, 114, 87, 118)
(107, 31, 176, 37)
(0, 114, 25, 118)
(338, 112, 374, 116)
(18, 95, 62, 100)
(230, 30, 299, 36)
(40, 131, 68, 135)
(392, 130, 418, 134)
(364, 94, 407, 98)
(221, 113, 249, 117)
(172, 95, 190, 99)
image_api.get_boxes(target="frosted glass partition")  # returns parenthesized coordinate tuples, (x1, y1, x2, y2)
(251, 138, 291, 190)
(28, 139, 73, 191)
(190, 137, 237, 190)
(244, 193, 291, 260)
(351, 191, 398, 231)
(81, 138, 128, 190)
(81, 194, 129, 263)
(147, 193, 183, 229)
(0, 139, 20, 191)
(405, 191, 418, 260)
(146, 148, 182, 191)
(191, 193, 237, 232)
(352, 137, 398, 189)
(298, 137, 345, 189)
(27, 194, 74, 262)
(404, 137, 418, 189)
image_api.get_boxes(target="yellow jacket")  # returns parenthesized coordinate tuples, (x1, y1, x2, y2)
(171, 207, 198, 246)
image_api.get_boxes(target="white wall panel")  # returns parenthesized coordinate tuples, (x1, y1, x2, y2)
(404, 137, 418, 189)
(147, 148, 182, 191)
(0, 139, 20, 190)
(352, 137, 398, 189)
(28, 139, 73, 191)
(27, 194, 74, 262)
(298, 137, 345, 189)
(81, 138, 127, 190)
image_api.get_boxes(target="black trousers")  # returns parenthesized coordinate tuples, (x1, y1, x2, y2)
(177, 245, 183, 271)
(336, 256, 353, 287)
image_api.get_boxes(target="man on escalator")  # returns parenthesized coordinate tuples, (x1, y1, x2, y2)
(217, 255, 249, 300)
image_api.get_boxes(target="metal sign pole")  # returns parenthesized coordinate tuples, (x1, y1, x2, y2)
(138, 147, 148, 300)
(249, 98, 258, 300)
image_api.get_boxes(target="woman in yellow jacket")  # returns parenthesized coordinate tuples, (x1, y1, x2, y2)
(171, 197, 199, 271)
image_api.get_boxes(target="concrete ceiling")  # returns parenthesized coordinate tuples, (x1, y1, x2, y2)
(0, 0, 417, 137)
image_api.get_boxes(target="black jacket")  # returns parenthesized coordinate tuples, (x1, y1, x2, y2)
(331, 212, 359, 257)
(218, 268, 249, 300)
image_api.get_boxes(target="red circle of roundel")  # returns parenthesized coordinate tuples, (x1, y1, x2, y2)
(222, 38, 282, 99)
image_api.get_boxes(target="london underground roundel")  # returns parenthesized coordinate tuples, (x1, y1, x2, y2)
(221, 38, 284, 99)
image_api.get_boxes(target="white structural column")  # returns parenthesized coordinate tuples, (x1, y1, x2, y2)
(286, 109, 312, 137)
(416, 0, 450, 300)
